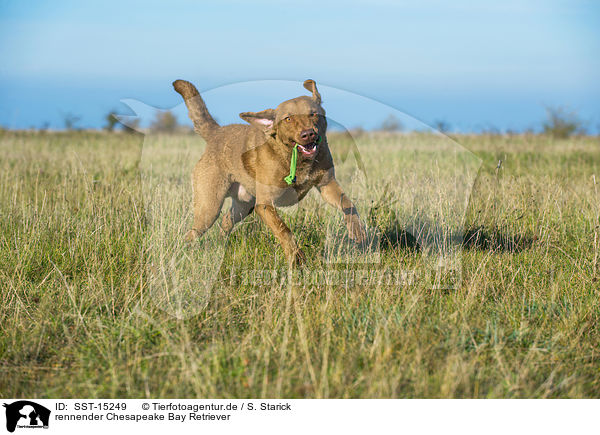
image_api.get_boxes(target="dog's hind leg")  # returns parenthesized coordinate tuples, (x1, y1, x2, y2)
(185, 156, 231, 242)
(221, 198, 255, 235)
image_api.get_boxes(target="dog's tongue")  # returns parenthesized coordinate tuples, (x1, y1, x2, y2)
(297, 142, 317, 156)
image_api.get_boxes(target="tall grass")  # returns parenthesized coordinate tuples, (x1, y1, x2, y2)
(0, 130, 598, 398)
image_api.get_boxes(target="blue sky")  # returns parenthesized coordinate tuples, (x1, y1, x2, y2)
(0, 0, 599, 132)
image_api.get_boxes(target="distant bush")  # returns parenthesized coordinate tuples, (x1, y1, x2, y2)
(63, 113, 81, 131)
(103, 111, 140, 134)
(122, 119, 140, 134)
(379, 114, 403, 132)
(151, 111, 178, 133)
(542, 106, 585, 139)
(104, 110, 119, 132)
(433, 120, 451, 133)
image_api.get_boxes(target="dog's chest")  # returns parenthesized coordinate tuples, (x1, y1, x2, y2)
(271, 168, 317, 206)
(272, 185, 312, 207)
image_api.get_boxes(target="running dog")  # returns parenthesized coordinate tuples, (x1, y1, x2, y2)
(173, 79, 365, 265)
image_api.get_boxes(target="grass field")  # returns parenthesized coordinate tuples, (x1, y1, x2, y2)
(1, 129, 599, 398)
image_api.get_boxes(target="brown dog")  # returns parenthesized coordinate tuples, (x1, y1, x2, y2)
(173, 79, 365, 265)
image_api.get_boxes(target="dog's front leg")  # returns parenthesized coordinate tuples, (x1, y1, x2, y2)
(318, 179, 366, 244)
(255, 203, 306, 266)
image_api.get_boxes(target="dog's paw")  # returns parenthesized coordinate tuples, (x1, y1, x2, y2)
(184, 229, 200, 243)
(286, 247, 307, 267)
(348, 222, 367, 245)
(295, 248, 307, 266)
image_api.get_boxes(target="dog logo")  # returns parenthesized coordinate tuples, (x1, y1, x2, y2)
(3, 401, 50, 432)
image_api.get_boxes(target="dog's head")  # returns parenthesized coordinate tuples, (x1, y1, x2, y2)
(240, 79, 327, 158)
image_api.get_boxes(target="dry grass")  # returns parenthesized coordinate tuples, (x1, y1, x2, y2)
(0, 130, 598, 398)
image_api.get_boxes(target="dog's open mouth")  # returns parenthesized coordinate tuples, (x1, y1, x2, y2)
(295, 136, 320, 156)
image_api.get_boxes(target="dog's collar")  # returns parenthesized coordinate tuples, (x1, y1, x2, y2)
(284, 136, 322, 185)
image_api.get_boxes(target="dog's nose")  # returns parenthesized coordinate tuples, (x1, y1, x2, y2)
(300, 129, 317, 142)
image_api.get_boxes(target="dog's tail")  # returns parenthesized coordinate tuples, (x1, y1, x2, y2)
(172, 80, 219, 138)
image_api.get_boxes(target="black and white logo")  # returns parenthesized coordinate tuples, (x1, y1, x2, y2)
(3, 401, 50, 433)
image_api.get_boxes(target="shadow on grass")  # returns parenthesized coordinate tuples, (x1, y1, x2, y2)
(216, 216, 536, 284)
(462, 226, 536, 252)
(377, 223, 420, 251)
(374, 220, 535, 253)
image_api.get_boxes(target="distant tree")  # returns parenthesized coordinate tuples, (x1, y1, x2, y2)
(379, 114, 403, 132)
(150, 111, 178, 133)
(542, 106, 585, 139)
(63, 113, 81, 131)
(433, 119, 451, 133)
(122, 119, 140, 134)
(104, 110, 119, 132)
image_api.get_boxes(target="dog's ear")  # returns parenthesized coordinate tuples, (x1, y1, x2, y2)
(303, 79, 321, 104)
(240, 109, 276, 134)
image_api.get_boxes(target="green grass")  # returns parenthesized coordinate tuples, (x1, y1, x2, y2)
(1, 130, 599, 398)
